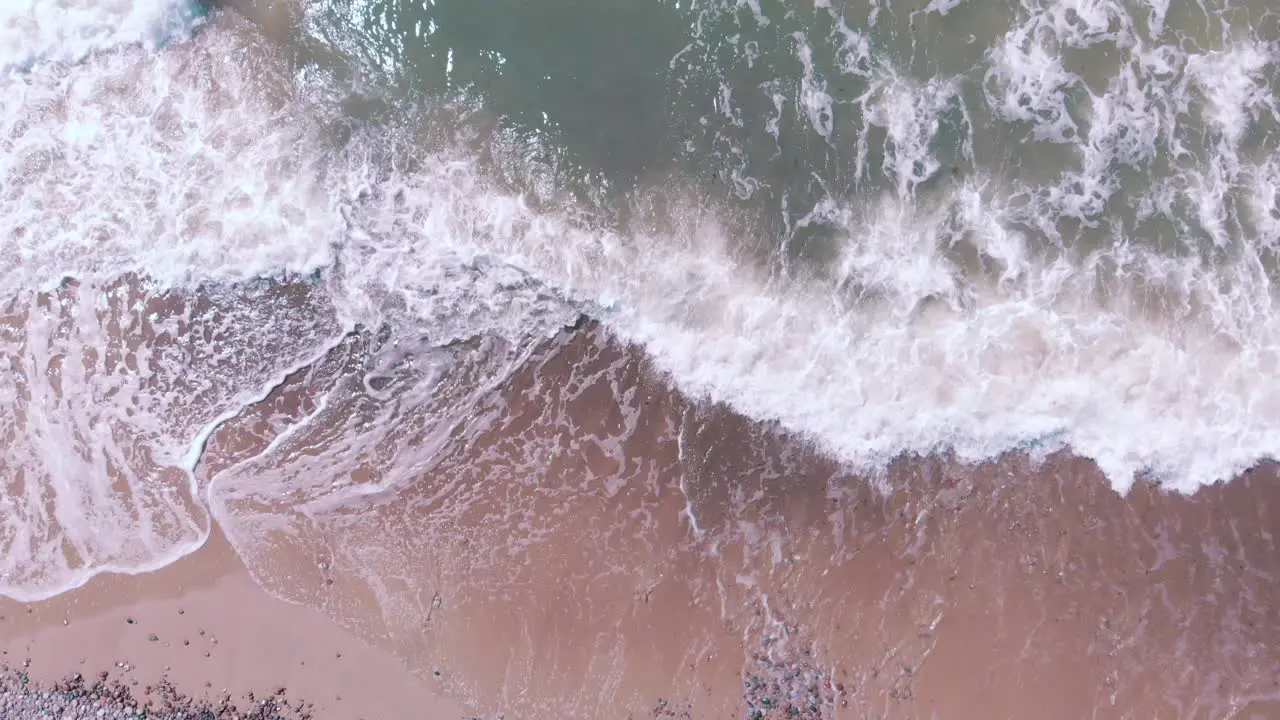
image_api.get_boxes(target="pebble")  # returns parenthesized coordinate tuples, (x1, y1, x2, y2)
(740, 628, 839, 719)
(0, 665, 315, 719)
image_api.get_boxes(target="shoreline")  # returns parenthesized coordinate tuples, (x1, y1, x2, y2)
(2, 447, 1279, 718)
(2, 324, 1279, 718)
(6, 0, 1280, 715)
(0, 524, 466, 720)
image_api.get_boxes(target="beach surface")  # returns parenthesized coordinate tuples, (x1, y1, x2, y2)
(5, 0, 1280, 717)
(0, 526, 466, 719)
(7, 327, 1280, 719)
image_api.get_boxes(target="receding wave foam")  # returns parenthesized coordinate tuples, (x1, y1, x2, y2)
(0, 0, 205, 72)
(1, 18, 334, 289)
(4, 0, 1280, 599)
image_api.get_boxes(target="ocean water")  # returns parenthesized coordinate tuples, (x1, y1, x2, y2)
(3, 0, 1280, 716)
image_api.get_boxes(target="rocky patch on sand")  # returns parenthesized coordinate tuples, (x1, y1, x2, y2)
(0, 665, 314, 720)
(742, 628, 845, 719)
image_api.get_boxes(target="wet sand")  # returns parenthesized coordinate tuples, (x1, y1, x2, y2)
(0, 525, 467, 720)
(2, 322, 1279, 719)
(200, 324, 1280, 718)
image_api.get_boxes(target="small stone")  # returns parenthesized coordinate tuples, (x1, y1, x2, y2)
(125, 618, 136, 625)
(147, 634, 159, 642)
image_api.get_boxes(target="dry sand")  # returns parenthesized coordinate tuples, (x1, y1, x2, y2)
(0, 525, 467, 720)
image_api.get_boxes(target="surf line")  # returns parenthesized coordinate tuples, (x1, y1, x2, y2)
(181, 326, 358, 477)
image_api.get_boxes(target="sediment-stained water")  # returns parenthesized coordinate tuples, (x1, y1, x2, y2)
(2, 0, 1280, 717)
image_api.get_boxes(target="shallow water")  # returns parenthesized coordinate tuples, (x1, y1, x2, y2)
(2, 0, 1280, 716)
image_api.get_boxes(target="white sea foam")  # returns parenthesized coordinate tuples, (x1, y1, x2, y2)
(0, 0, 201, 72)
(310, 0, 1280, 500)
(793, 34, 834, 139)
(861, 73, 966, 197)
(923, 0, 968, 16)
(1183, 42, 1277, 152)
(323, 142, 1280, 501)
(0, 30, 339, 290)
(983, 21, 1081, 142)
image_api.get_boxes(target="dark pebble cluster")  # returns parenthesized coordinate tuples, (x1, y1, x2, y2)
(741, 643, 843, 719)
(0, 666, 314, 720)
